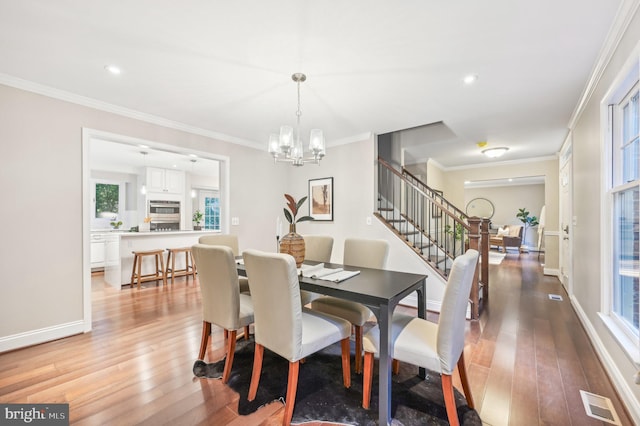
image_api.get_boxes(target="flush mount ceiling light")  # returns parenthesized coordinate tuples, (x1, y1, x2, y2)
(482, 147, 509, 158)
(268, 73, 325, 166)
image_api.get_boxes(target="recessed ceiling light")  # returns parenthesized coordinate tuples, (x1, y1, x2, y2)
(463, 74, 478, 85)
(104, 65, 121, 75)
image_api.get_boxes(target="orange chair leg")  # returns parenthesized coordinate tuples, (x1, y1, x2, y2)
(340, 338, 351, 388)
(248, 343, 264, 401)
(283, 361, 300, 426)
(458, 352, 475, 409)
(244, 325, 250, 340)
(442, 374, 460, 426)
(362, 351, 374, 409)
(392, 359, 400, 375)
(355, 325, 363, 374)
(222, 330, 237, 383)
(198, 321, 211, 360)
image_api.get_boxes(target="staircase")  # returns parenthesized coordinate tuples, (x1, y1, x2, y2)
(376, 157, 490, 318)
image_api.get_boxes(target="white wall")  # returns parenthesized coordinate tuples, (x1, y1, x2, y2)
(465, 183, 545, 248)
(569, 7, 640, 420)
(0, 82, 442, 352)
(0, 83, 286, 350)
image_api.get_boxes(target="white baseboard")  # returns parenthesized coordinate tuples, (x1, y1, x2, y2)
(0, 321, 85, 354)
(543, 267, 560, 277)
(570, 295, 640, 425)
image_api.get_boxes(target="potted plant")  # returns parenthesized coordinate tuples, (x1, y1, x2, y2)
(193, 210, 204, 230)
(110, 220, 123, 230)
(280, 194, 314, 267)
(516, 207, 539, 246)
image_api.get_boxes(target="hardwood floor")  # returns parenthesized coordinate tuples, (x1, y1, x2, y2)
(0, 253, 633, 425)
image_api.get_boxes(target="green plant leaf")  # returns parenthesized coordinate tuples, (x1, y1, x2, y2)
(296, 196, 308, 212)
(296, 215, 314, 223)
(283, 208, 293, 224)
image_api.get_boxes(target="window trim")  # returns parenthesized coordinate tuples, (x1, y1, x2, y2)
(599, 41, 640, 367)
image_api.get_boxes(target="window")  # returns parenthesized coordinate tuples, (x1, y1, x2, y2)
(607, 78, 640, 342)
(95, 183, 120, 218)
(198, 189, 220, 231)
(204, 195, 220, 230)
(92, 180, 124, 224)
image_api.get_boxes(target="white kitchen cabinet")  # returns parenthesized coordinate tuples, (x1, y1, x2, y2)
(146, 167, 185, 194)
(91, 234, 106, 268)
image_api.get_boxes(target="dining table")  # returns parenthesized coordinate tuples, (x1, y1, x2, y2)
(237, 259, 427, 426)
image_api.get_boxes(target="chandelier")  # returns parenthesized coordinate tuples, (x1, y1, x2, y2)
(268, 73, 325, 166)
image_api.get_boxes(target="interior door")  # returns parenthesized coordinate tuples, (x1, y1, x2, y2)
(560, 151, 572, 293)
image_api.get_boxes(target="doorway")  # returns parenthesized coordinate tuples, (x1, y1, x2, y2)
(559, 137, 573, 293)
(81, 128, 230, 332)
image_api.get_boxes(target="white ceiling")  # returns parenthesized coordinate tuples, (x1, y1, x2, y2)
(0, 1, 625, 167)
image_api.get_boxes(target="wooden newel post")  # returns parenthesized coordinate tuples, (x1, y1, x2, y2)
(467, 217, 481, 319)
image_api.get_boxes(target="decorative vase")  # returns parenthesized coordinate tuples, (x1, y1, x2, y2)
(279, 224, 305, 267)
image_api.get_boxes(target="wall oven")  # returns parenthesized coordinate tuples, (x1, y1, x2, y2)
(148, 200, 180, 231)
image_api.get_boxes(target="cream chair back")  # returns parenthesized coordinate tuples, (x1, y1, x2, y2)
(242, 249, 303, 361)
(343, 238, 389, 269)
(302, 235, 334, 262)
(198, 234, 240, 256)
(191, 244, 243, 330)
(436, 249, 479, 375)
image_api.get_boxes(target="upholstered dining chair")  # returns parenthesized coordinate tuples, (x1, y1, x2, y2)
(361, 249, 479, 426)
(191, 244, 254, 383)
(310, 238, 389, 373)
(242, 249, 352, 426)
(300, 235, 334, 306)
(198, 234, 249, 293)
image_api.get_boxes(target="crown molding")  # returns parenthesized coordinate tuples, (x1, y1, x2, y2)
(568, 0, 640, 129)
(0, 73, 265, 150)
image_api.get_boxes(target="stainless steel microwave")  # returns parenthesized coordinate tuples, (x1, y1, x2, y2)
(148, 200, 180, 231)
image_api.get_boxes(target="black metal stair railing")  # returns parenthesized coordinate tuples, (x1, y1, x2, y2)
(376, 156, 489, 319)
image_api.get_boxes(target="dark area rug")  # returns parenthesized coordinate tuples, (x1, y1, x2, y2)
(193, 338, 482, 425)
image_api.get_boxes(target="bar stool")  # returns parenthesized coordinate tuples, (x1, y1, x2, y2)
(165, 247, 197, 285)
(130, 249, 166, 289)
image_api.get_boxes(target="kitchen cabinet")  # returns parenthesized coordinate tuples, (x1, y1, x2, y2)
(91, 234, 106, 268)
(146, 167, 185, 194)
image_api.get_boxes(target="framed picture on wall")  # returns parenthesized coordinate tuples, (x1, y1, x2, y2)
(309, 177, 333, 221)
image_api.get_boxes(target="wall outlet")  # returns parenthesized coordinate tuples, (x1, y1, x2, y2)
(366, 216, 372, 225)
(231, 217, 239, 226)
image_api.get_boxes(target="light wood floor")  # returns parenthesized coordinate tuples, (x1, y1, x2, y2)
(0, 253, 633, 425)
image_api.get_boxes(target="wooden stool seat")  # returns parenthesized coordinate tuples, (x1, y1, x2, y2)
(130, 249, 166, 289)
(165, 247, 197, 284)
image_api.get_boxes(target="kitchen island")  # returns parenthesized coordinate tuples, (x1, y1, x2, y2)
(103, 230, 219, 288)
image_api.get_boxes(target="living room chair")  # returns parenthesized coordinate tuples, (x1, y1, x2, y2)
(300, 235, 334, 305)
(361, 249, 479, 426)
(242, 249, 352, 426)
(198, 234, 250, 293)
(310, 238, 389, 373)
(191, 244, 254, 383)
(488, 225, 523, 253)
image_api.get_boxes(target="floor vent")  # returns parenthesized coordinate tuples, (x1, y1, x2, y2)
(549, 294, 563, 301)
(579, 390, 621, 425)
